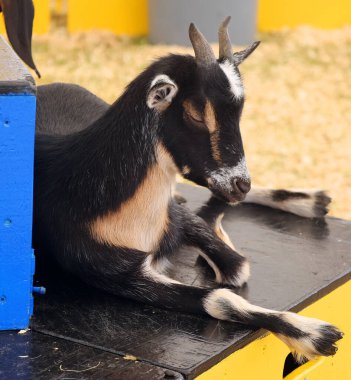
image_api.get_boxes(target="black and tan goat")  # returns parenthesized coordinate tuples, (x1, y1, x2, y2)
(33, 18, 342, 362)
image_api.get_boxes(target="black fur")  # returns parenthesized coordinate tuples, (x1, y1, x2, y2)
(313, 191, 332, 218)
(36, 83, 108, 135)
(271, 190, 310, 202)
(217, 298, 306, 338)
(312, 325, 343, 356)
(249, 312, 307, 338)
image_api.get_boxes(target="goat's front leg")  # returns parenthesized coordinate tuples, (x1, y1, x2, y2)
(180, 203, 250, 287)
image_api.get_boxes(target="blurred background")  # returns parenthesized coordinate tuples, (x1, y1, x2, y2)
(1, 0, 350, 219)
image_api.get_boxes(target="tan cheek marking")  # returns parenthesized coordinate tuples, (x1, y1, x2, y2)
(204, 100, 216, 133)
(90, 144, 178, 253)
(183, 99, 221, 163)
(210, 131, 221, 163)
(204, 101, 221, 163)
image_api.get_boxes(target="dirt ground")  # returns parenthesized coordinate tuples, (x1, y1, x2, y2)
(32, 26, 351, 219)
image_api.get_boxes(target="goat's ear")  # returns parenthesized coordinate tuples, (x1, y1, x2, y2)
(233, 41, 260, 66)
(147, 74, 178, 112)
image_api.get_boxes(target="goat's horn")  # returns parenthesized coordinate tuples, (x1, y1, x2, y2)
(218, 16, 233, 62)
(189, 22, 216, 65)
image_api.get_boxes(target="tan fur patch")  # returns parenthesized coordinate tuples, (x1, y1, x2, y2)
(90, 144, 178, 252)
(204, 100, 216, 133)
(204, 101, 221, 163)
(214, 213, 236, 250)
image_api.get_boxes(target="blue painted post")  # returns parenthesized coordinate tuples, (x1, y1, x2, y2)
(0, 36, 36, 330)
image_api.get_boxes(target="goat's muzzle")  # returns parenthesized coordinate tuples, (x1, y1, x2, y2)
(207, 171, 251, 203)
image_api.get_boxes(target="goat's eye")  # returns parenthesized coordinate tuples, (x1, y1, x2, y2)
(184, 111, 206, 128)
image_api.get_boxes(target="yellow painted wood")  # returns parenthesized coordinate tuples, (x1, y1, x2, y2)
(258, 0, 351, 31)
(67, 0, 148, 36)
(53, 0, 65, 14)
(0, 0, 50, 35)
(197, 280, 351, 380)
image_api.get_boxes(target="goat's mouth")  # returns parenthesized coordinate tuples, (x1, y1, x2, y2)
(207, 184, 247, 203)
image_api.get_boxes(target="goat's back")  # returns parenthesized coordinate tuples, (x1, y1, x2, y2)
(36, 83, 109, 136)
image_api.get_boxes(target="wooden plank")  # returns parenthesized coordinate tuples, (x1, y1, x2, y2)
(31, 184, 351, 378)
(0, 331, 183, 379)
(0, 37, 35, 93)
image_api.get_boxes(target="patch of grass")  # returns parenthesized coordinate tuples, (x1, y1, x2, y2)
(32, 26, 351, 219)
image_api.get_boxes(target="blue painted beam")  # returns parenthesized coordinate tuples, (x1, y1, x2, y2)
(0, 36, 36, 330)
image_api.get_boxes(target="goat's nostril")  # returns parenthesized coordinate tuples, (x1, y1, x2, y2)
(236, 179, 251, 194)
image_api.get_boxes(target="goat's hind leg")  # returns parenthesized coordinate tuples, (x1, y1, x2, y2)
(87, 249, 342, 363)
(142, 262, 342, 363)
(243, 187, 331, 218)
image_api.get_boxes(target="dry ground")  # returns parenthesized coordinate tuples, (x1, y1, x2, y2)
(32, 27, 351, 219)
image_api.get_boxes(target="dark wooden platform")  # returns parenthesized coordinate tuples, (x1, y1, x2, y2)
(1, 184, 351, 379)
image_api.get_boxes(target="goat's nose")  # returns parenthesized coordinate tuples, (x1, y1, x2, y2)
(236, 179, 251, 194)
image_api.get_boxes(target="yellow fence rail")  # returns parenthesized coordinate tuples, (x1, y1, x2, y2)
(0, 0, 50, 35)
(258, 0, 351, 31)
(0, 0, 350, 37)
(67, 0, 148, 36)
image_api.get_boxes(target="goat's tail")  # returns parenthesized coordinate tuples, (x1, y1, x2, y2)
(242, 187, 331, 218)
(82, 252, 342, 364)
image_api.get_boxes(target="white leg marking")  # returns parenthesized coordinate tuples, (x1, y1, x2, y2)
(276, 312, 338, 362)
(197, 251, 222, 283)
(235, 260, 250, 286)
(142, 255, 180, 285)
(214, 213, 236, 250)
(204, 288, 262, 320)
(243, 187, 330, 218)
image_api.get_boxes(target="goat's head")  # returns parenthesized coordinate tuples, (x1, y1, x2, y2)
(145, 17, 259, 202)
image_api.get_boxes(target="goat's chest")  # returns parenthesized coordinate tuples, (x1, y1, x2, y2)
(90, 163, 174, 253)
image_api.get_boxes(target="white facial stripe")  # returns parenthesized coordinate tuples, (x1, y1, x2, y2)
(219, 60, 244, 100)
(209, 157, 250, 191)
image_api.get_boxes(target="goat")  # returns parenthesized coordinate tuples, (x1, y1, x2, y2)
(33, 18, 342, 363)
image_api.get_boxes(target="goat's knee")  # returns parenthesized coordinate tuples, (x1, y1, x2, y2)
(197, 248, 250, 287)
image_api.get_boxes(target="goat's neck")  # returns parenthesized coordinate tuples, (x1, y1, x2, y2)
(54, 93, 177, 218)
